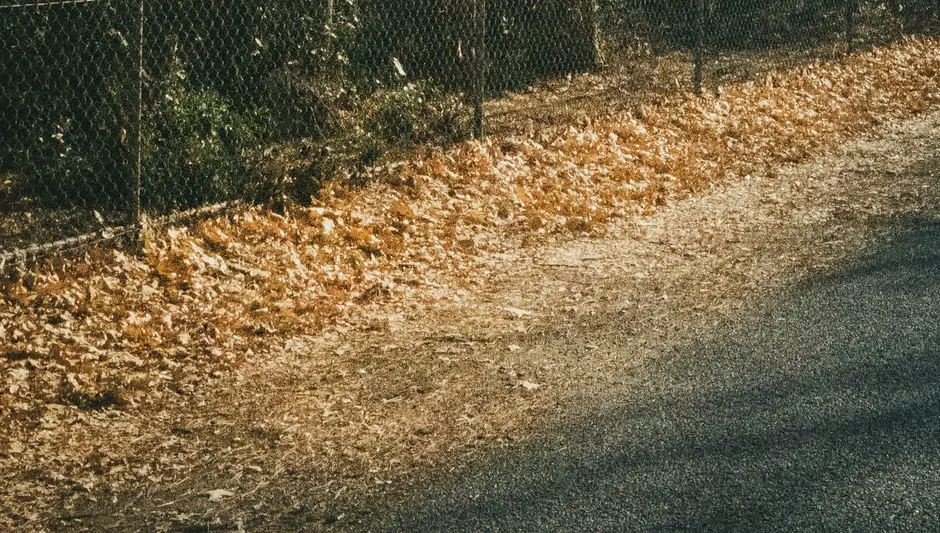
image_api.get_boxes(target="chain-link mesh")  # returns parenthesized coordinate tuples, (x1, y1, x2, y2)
(1, 0, 139, 263)
(697, 1, 940, 90)
(2, 0, 938, 268)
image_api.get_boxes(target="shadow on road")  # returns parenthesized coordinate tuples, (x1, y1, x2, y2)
(360, 219, 940, 532)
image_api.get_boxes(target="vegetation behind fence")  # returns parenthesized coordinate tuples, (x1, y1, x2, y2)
(1, 0, 938, 267)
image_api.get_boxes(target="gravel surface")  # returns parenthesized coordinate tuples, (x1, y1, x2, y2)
(353, 189, 940, 532)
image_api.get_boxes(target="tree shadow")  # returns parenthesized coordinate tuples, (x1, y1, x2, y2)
(362, 220, 940, 532)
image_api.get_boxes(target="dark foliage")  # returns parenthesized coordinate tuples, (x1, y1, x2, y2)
(0, 2, 137, 208)
(1, 0, 936, 216)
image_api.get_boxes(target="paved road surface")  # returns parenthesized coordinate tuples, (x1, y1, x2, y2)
(355, 218, 940, 532)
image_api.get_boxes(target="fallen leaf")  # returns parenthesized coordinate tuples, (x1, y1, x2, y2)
(503, 307, 536, 319)
(204, 489, 235, 502)
(321, 218, 336, 238)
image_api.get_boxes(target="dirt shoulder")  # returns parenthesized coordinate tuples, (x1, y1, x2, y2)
(3, 39, 940, 532)
(39, 109, 940, 532)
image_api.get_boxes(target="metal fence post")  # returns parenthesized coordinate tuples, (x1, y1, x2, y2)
(473, 0, 486, 138)
(134, 0, 145, 245)
(845, 0, 855, 53)
(585, 0, 601, 70)
(693, 0, 705, 95)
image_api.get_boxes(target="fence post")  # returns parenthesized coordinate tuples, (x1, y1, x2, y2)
(473, 0, 486, 139)
(585, 0, 601, 70)
(693, 0, 705, 95)
(324, 0, 335, 56)
(134, 0, 144, 244)
(845, 0, 855, 53)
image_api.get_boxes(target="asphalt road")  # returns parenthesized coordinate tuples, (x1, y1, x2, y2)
(355, 218, 940, 532)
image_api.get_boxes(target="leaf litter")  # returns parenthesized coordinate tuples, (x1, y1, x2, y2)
(2, 36, 940, 529)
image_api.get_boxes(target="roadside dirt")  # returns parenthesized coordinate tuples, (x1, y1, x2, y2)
(34, 107, 940, 532)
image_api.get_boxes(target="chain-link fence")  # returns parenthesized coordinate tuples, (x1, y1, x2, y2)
(1, 0, 139, 264)
(2, 1, 938, 268)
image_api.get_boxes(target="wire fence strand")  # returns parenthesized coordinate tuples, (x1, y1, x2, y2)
(0, 0, 105, 10)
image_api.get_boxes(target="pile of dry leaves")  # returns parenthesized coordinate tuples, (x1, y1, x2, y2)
(2, 36, 940, 526)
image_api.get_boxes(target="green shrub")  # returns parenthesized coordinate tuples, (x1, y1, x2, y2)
(283, 81, 471, 204)
(263, 68, 359, 140)
(1, 3, 137, 210)
(142, 62, 267, 212)
(362, 81, 472, 147)
(287, 132, 386, 203)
